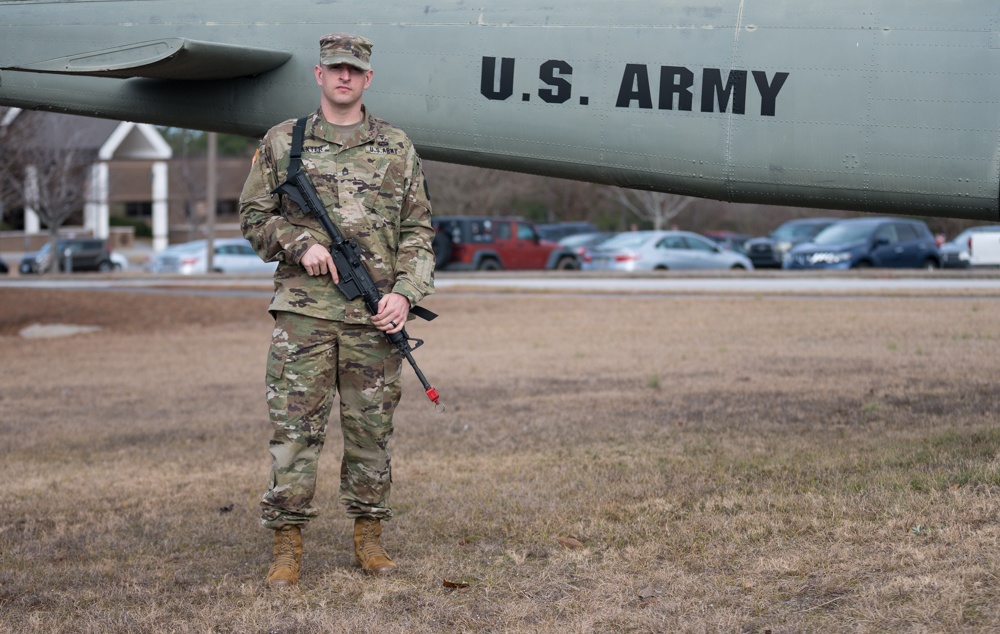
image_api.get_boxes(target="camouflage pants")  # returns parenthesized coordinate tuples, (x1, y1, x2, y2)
(260, 311, 402, 529)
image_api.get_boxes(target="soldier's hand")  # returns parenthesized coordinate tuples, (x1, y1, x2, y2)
(372, 293, 410, 334)
(301, 244, 339, 283)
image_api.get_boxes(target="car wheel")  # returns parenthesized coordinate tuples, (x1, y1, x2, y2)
(554, 256, 579, 270)
(432, 231, 453, 270)
(923, 258, 939, 270)
(653, 265, 669, 271)
(730, 264, 747, 270)
(98, 260, 112, 273)
(478, 258, 502, 271)
(853, 261, 872, 268)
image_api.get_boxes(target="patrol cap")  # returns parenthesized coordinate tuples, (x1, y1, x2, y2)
(319, 33, 373, 71)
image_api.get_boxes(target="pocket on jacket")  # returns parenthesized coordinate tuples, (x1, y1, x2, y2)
(363, 158, 404, 234)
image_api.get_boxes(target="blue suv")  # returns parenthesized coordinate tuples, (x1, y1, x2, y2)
(783, 217, 941, 270)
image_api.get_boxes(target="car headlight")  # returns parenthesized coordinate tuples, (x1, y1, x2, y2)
(808, 251, 852, 265)
(775, 241, 792, 254)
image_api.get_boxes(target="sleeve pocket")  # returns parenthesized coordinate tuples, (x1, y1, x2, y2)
(266, 352, 285, 379)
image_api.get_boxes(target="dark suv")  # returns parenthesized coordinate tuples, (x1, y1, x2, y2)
(744, 218, 839, 268)
(19, 238, 114, 274)
(433, 216, 580, 270)
(784, 218, 941, 270)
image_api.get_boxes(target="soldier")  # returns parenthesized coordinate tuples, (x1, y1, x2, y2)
(239, 33, 435, 587)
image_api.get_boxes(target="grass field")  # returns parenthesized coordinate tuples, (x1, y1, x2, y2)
(1, 285, 998, 633)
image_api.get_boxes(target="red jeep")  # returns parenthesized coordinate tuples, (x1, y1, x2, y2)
(432, 216, 580, 271)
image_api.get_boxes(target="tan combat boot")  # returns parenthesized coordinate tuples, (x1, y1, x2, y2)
(353, 517, 397, 576)
(265, 525, 302, 588)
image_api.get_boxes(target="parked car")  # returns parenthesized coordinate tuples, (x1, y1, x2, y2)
(743, 218, 840, 268)
(558, 231, 617, 261)
(783, 217, 941, 270)
(937, 226, 1000, 268)
(109, 251, 129, 271)
(19, 238, 114, 273)
(535, 221, 600, 242)
(702, 230, 752, 253)
(432, 216, 580, 270)
(969, 232, 1000, 267)
(583, 230, 754, 271)
(0, 256, 8, 274)
(145, 238, 278, 274)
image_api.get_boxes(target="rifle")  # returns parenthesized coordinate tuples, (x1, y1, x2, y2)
(273, 117, 442, 409)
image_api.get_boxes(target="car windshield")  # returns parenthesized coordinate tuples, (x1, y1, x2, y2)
(948, 231, 973, 246)
(597, 232, 652, 250)
(34, 241, 74, 255)
(812, 223, 876, 245)
(171, 242, 207, 253)
(686, 236, 718, 252)
(773, 223, 829, 241)
(560, 232, 611, 247)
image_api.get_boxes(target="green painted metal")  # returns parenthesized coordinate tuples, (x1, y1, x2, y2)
(1, 0, 997, 220)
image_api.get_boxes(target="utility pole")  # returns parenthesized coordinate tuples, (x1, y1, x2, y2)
(205, 131, 217, 273)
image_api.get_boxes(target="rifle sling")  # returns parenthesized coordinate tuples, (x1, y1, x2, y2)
(284, 117, 437, 323)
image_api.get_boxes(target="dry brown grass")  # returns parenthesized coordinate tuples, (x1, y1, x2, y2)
(1, 285, 999, 633)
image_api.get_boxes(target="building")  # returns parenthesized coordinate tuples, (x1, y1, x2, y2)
(1, 108, 249, 254)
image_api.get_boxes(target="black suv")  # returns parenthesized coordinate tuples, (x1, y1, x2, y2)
(743, 218, 840, 268)
(19, 238, 114, 274)
(432, 216, 580, 271)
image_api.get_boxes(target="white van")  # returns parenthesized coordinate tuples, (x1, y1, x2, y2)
(969, 231, 1000, 267)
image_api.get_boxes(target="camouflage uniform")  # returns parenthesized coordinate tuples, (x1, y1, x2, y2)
(240, 106, 435, 528)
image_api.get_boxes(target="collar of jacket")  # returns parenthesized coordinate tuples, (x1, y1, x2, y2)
(307, 106, 378, 150)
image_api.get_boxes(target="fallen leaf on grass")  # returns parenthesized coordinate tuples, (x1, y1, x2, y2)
(638, 586, 656, 599)
(443, 579, 470, 589)
(555, 536, 584, 550)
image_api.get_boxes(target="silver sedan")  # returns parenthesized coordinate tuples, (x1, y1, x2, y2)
(145, 238, 278, 274)
(583, 230, 754, 271)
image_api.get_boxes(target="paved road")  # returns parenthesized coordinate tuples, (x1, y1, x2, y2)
(4, 271, 1000, 297)
(434, 274, 1000, 295)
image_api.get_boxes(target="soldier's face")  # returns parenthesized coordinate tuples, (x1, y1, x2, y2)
(315, 63, 373, 110)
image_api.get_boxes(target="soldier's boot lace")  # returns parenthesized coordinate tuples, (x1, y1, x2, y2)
(353, 517, 397, 576)
(265, 525, 302, 588)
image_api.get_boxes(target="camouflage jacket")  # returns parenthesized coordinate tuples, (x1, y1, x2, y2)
(239, 107, 435, 323)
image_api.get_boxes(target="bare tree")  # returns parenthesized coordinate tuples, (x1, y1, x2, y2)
(163, 129, 208, 241)
(0, 110, 93, 271)
(531, 178, 610, 224)
(608, 187, 697, 230)
(423, 161, 538, 216)
(0, 108, 19, 229)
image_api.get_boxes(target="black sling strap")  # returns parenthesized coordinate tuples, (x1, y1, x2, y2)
(286, 116, 308, 183)
(280, 116, 437, 323)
